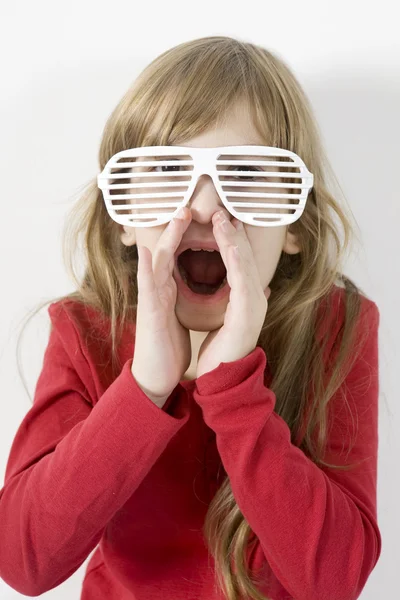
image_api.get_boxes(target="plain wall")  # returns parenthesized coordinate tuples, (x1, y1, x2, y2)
(0, 1, 398, 598)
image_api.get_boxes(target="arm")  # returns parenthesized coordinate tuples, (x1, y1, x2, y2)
(0, 304, 190, 595)
(194, 300, 381, 600)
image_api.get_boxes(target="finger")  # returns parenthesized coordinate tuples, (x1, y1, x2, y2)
(153, 207, 192, 287)
(212, 214, 242, 280)
(214, 215, 265, 313)
(214, 214, 259, 287)
(137, 245, 159, 313)
(137, 244, 175, 333)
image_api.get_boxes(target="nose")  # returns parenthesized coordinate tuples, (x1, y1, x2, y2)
(185, 174, 231, 224)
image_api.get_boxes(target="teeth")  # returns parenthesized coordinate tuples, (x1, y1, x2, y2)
(190, 248, 215, 252)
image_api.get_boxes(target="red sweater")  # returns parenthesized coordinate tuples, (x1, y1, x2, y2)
(0, 286, 381, 600)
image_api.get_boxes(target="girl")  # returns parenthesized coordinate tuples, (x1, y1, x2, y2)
(0, 36, 381, 600)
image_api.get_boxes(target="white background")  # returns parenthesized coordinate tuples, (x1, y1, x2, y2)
(0, 0, 398, 598)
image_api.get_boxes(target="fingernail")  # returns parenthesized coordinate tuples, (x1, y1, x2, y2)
(175, 208, 185, 220)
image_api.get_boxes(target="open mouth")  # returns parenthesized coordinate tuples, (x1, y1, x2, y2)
(176, 249, 227, 295)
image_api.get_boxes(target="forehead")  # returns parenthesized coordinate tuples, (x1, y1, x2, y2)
(144, 98, 266, 149)
(180, 101, 265, 148)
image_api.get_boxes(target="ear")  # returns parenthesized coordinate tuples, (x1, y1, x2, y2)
(120, 225, 136, 247)
(282, 226, 301, 255)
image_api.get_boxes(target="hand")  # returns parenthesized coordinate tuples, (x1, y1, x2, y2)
(131, 208, 192, 406)
(196, 212, 271, 379)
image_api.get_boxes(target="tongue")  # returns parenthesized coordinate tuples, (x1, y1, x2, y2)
(180, 250, 226, 285)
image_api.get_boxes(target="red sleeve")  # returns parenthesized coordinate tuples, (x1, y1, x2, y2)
(0, 303, 190, 596)
(194, 300, 381, 600)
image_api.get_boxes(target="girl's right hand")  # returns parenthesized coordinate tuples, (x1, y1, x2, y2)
(131, 207, 192, 407)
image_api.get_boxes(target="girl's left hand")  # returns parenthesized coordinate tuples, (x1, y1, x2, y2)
(196, 211, 272, 379)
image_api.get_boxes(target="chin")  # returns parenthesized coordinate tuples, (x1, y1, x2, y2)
(175, 306, 224, 332)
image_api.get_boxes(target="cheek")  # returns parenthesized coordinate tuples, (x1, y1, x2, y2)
(135, 227, 164, 252)
(249, 229, 286, 284)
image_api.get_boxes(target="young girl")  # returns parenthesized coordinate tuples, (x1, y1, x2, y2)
(0, 36, 381, 600)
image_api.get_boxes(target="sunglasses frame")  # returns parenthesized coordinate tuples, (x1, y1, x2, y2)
(97, 145, 314, 228)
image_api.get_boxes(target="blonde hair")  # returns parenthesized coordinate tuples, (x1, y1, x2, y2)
(17, 36, 376, 599)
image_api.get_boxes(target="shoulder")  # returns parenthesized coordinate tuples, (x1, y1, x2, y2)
(48, 298, 105, 332)
(317, 283, 379, 336)
(47, 298, 120, 350)
(47, 297, 112, 364)
(47, 298, 136, 401)
(315, 283, 380, 369)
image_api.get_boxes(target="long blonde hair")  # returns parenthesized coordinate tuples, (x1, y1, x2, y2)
(16, 36, 376, 599)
